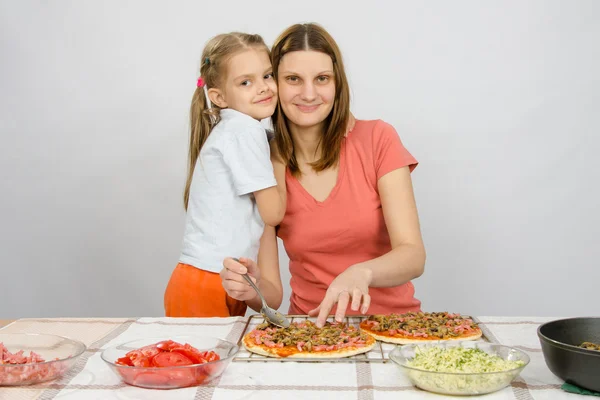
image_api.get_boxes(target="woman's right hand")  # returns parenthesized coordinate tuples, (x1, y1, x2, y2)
(220, 257, 261, 301)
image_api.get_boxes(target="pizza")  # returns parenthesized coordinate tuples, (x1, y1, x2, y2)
(359, 311, 482, 344)
(242, 320, 376, 358)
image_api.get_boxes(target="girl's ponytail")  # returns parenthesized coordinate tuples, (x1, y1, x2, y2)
(184, 79, 218, 210)
(183, 32, 269, 210)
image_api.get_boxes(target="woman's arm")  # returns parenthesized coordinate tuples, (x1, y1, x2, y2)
(355, 165, 426, 286)
(220, 225, 284, 312)
(310, 166, 425, 326)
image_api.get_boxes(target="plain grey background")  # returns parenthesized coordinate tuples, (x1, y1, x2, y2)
(1, 0, 598, 319)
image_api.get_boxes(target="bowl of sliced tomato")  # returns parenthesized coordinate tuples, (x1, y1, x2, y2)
(100, 336, 239, 389)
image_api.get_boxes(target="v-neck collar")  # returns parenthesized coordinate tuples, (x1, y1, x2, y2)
(287, 141, 347, 207)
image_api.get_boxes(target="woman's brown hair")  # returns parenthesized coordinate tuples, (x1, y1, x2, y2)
(271, 23, 350, 177)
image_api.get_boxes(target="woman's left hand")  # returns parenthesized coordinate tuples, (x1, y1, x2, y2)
(308, 265, 372, 327)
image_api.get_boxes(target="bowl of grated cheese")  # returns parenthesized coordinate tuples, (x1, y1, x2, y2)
(389, 342, 529, 395)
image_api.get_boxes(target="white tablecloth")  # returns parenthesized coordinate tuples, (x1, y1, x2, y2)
(0, 316, 574, 399)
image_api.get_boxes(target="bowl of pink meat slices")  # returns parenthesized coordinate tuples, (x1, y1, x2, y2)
(0, 333, 86, 386)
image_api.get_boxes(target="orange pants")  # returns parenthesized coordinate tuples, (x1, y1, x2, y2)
(164, 263, 247, 317)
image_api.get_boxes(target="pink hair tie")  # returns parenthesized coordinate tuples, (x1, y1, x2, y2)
(197, 77, 205, 88)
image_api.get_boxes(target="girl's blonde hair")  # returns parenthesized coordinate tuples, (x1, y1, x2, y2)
(271, 23, 351, 177)
(184, 32, 269, 209)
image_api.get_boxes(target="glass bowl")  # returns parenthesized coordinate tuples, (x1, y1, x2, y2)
(101, 336, 239, 390)
(0, 333, 87, 386)
(389, 341, 530, 395)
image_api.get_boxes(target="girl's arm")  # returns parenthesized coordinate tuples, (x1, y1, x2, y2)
(254, 184, 285, 227)
(220, 225, 284, 312)
(254, 141, 287, 227)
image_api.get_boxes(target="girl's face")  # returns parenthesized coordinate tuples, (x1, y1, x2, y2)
(277, 50, 336, 131)
(216, 48, 277, 120)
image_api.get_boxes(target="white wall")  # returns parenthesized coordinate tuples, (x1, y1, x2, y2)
(1, 0, 598, 318)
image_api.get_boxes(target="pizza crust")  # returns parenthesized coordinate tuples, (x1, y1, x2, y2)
(360, 325, 482, 344)
(242, 332, 376, 358)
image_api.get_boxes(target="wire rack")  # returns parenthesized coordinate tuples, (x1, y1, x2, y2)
(233, 314, 489, 363)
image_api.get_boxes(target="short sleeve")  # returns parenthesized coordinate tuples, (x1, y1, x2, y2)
(222, 125, 277, 196)
(373, 121, 418, 180)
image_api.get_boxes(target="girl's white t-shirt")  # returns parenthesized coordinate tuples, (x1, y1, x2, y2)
(179, 108, 277, 272)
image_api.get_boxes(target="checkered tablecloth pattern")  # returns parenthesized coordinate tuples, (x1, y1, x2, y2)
(0, 316, 569, 399)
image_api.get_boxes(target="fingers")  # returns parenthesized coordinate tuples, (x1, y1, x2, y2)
(219, 265, 250, 284)
(316, 295, 336, 328)
(361, 293, 371, 314)
(351, 288, 362, 311)
(222, 279, 255, 300)
(221, 257, 258, 300)
(334, 291, 350, 322)
(223, 257, 247, 274)
(239, 257, 259, 278)
(314, 287, 369, 327)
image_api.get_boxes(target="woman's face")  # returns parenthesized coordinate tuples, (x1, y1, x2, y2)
(277, 50, 336, 131)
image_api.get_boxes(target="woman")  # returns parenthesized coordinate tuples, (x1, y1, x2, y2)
(220, 23, 426, 327)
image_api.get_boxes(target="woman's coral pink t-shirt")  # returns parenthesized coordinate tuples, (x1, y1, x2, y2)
(277, 119, 422, 315)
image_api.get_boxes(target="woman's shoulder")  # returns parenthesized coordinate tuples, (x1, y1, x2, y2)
(348, 118, 401, 145)
(349, 118, 417, 173)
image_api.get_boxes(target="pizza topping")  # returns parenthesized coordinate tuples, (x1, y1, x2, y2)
(0, 343, 47, 365)
(364, 312, 479, 339)
(579, 342, 600, 351)
(0, 342, 69, 385)
(251, 321, 369, 352)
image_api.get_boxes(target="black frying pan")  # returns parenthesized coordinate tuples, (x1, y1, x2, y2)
(537, 317, 600, 392)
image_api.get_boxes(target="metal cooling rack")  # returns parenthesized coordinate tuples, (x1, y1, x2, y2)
(233, 314, 387, 363)
(233, 314, 489, 363)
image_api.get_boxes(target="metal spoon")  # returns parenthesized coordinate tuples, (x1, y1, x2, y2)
(233, 258, 290, 328)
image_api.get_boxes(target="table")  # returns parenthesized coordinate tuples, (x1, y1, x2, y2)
(0, 321, 14, 329)
(0, 316, 572, 399)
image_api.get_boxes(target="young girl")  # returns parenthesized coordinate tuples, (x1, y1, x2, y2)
(164, 32, 286, 318)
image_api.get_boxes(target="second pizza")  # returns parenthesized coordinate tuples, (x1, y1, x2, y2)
(360, 311, 482, 344)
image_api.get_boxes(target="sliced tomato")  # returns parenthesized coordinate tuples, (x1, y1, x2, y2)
(131, 357, 151, 367)
(126, 351, 151, 368)
(113, 340, 222, 388)
(164, 368, 196, 388)
(195, 370, 209, 385)
(117, 368, 138, 384)
(152, 352, 193, 367)
(171, 347, 204, 364)
(132, 371, 170, 388)
(199, 351, 220, 362)
(115, 356, 133, 366)
(136, 345, 161, 359)
(155, 340, 180, 351)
